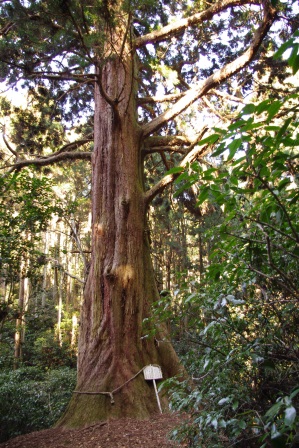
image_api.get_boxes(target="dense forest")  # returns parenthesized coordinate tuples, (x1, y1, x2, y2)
(0, 0, 299, 446)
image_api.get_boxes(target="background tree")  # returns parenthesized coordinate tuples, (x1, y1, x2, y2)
(0, 92, 89, 371)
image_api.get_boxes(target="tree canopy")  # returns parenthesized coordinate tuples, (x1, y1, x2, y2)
(1, 0, 296, 175)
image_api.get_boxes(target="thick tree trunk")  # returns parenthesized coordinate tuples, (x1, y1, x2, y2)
(58, 27, 183, 428)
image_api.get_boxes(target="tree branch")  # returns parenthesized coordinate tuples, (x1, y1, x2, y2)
(143, 146, 187, 155)
(144, 128, 208, 205)
(135, 0, 258, 48)
(143, 135, 194, 148)
(0, 21, 14, 36)
(143, 134, 205, 155)
(52, 137, 93, 156)
(1, 129, 18, 157)
(212, 89, 245, 104)
(47, 257, 84, 284)
(247, 264, 299, 298)
(247, 215, 298, 244)
(2, 151, 91, 176)
(138, 92, 185, 104)
(202, 96, 231, 122)
(255, 173, 299, 243)
(141, 0, 276, 137)
(30, 71, 96, 83)
(64, 216, 89, 278)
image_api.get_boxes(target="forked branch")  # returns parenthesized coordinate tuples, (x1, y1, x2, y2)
(141, 0, 276, 137)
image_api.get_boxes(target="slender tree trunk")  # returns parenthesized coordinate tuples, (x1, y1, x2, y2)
(41, 230, 49, 308)
(199, 232, 204, 281)
(14, 259, 30, 368)
(71, 313, 78, 347)
(58, 23, 183, 427)
(0, 273, 6, 302)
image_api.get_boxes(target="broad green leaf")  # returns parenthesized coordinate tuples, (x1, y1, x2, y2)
(202, 167, 217, 180)
(276, 117, 292, 141)
(256, 99, 271, 115)
(288, 43, 299, 69)
(197, 133, 220, 146)
(265, 125, 280, 131)
(197, 186, 210, 204)
(284, 406, 296, 426)
(291, 54, 299, 74)
(267, 101, 283, 121)
(185, 293, 197, 303)
(227, 138, 242, 160)
(242, 121, 264, 132)
(266, 401, 283, 419)
(176, 171, 192, 182)
(173, 180, 194, 196)
(290, 388, 299, 399)
(211, 418, 218, 429)
(211, 142, 226, 157)
(232, 401, 239, 411)
(218, 397, 230, 405)
(282, 137, 299, 147)
(166, 166, 184, 175)
(229, 119, 248, 131)
(242, 104, 256, 115)
(227, 297, 245, 305)
(229, 176, 238, 186)
(274, 38, 295, 59)
(219, 419, 227, 428)
(278, 178, 290, 191)
(238, 420, 246, 429)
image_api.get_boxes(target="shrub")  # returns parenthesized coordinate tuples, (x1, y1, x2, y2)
(0, 366, 76, 442)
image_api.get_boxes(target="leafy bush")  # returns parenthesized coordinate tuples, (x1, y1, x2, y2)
(163, 35, 299, 448)
(28, 330, 77, 369)
(0, 366, 76, 442)
(163, 284, 299, 447)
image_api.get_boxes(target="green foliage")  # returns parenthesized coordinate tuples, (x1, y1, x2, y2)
(274, 30, 299, 75)
(0, 366, 76, 442)
(0, 169, 62, 285)
(27, 311, 78, 369)
(0, 303, 78, 370)
(9, 88, 65, 155)
(163, 279, 299, 447)
(30, 331, 77, 370)
(162, 43, 299, 448)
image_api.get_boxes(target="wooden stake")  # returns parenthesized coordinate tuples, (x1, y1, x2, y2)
(153, 379, 162, 414)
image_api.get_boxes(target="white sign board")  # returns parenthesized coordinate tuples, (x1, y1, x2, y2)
(143, 365, 163, 381)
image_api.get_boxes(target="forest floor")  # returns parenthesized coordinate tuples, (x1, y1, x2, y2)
(0, 413, 187, 448)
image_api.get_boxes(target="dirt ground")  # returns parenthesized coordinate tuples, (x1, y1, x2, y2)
(0, 413, 187, 448)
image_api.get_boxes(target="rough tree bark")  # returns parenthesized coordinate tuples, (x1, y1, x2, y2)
(58, 0, 276, 426)
(58, 19, 183, 427)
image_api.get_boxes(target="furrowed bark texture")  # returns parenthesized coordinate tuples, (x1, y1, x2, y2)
(57, 0, 275, 427)
(58, 30, 182, 428)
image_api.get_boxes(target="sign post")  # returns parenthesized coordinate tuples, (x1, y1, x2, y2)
(143, 365, 163, 414)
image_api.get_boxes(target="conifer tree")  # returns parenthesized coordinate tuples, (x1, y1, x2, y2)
(0, 0, 295, 426)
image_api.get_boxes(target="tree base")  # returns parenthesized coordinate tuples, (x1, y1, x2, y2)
(56, 370, 171, 428)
